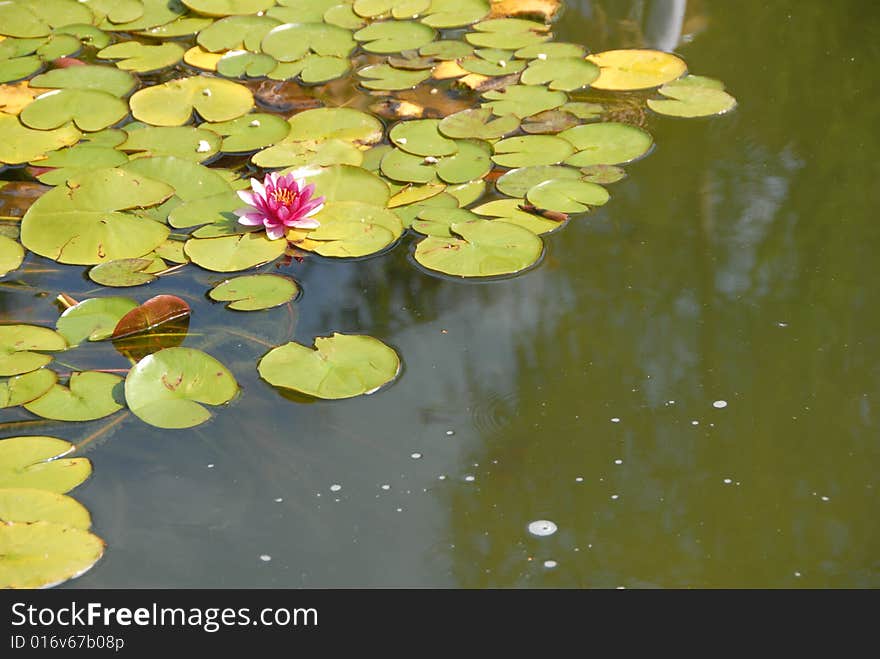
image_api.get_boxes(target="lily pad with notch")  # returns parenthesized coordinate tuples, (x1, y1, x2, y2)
(294, 202, 403, 258)
(0, 325, 67, 376)
(24, 371, 124, 422)
(0, 488, 90, 528)
(209, 274, 299, 311)
(129, 76, 254, 126)
(0, 435, 91, 493)
(560, 122, 653, 167)
(0, 369, 57, 408)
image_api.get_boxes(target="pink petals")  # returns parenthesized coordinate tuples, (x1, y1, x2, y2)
(234, 171, 325, 240)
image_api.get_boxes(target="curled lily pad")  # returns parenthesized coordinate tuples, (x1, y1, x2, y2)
(560, 122, 653, 167)
(0, 436, 91, 493)
(390, 119, 458, 157)
(496, 165, 580, 197)
(88, 258, 161, 287)
(358, 63, 431, 90)
(20, 88, 128, 132)
(30, 65, 135, 97)
(0, 369, 57, 408)
(209, 274, 298, 311)
(124, 347, 239, 429)
(482, 84, 567, 118)
(0, 521, 105, 589)
(0, 488, 90, 528)
(648, 76, 737, 118)
(0, 113, 81, 165)
(182, 0, 275, 15)
(492, 135, 574, 168)
(585, 49, 687, 91)
(56, 297, 138, 345)
(111, 295, 191, 340)
(24, 371, 124, 422)
(20, 167, 173, 265)
(438, 107, 519, 140)
(526, 178, 609, 213)
(0, 325, 67, 376)
(354, 21, 435, 53)
(414, 219, 543, 277)
(261, 22, 356, 60)
(258, 333, 401, 399)
(520, 57, 599, 91)
(0, 235, 24, 276)
(129, 76, 254, 126)
(97, 42, 184, 73)
(185, 232, 287, 272)
(295, 202, 403, 258)
(205, 114, 289, 153)
(120, 125, 221, 162)
(471, 198, 565, 235)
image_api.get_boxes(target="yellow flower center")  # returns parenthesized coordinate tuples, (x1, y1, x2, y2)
(272, 188, 296, 205)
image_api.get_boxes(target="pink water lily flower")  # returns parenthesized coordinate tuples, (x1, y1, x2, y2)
(235, 172, 325, 240)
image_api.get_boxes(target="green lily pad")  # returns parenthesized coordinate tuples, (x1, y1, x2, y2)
(421, 0, 489, 28)
(466, 18, 550, 49)
(196, 15, 281, 52)
(286, 164, 390, 206)
(34, 33, 81, 60)
(30, 65, 136, 97)
(495, 165, 580, 197)
(515, 42, 586, 60)
(20, 88, 128, 132)
(361, 144, 392, 172)
(88, 258, 161, 287)
(358, 63, 431, 90)
(56, 297, 139, 345)
(83, 0, 143, 24)
(447, 179, 485, 206)
(438, 108, 519, 140)
(24, 371, 124, 422)
(585, 49, 687, 91)
(647, 76, 737, 117)
(419, 39, 473, 59)
(0, 55, 41, 83)
(0, 369, 57, 408)
(20, 167, 173, 265)
(460, 54, 526, 77)
(0, 436, 91, 493)
(492, 135, 574, 168)
(521, 109, 580, 134)
(0, 488, 90, 528)
(98, 0, 184, 31)
(182, 0, 274, 15)
(412, 207, 479, 237)
(54, 23, 111, 49)
(393, 191, 458, 227)
(120, 125, 222, 162)
(122, 157, 231, 205)
(268, 55, 351, 84)
(252, 138, 363, 169)
(261, 22, 356, 61)
(135, 16, 213, 37)
(354, 21, 435, 54)
(0, 521, 105, 589)
(390, 119, 458, 157)
(258, 333, 400, 399)
(580, 164, 626, 184)
(0, 325, 67, 376)
(286, 107, 384, 146)
(0, 0, 93, 38)
(185, 232, 287, 272)
(0, 235, 24, 276)
(97, 42, 184, 74)
(380, 147, 439, 183)
(217, 51, 278, 78)
(472, 198, 565, 235)
(205, 114, 290, 153)
(437, 140, 492, 183)
(526, 178, 609, 213)
(30, 144, 128, 186)
(209, 274, 298, 311)
(129, 76, 254, 126)
(560, 122, 653, 167)
(295, 202, 402, 258)
(124, 347, 238, 429)
(414, 219, 543, 278)
(387, 182, 446, 208)
(520, 57, 599, 91)
(154, 239, 187, 263)
(354, 0, 430, 18)
(324, 3, 366, 28)
(482, 84, 567, 118)
(268, 0, 338, 21)
(0, 114, 81, 165)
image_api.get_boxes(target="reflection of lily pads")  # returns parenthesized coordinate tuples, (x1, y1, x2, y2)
(20, 167, 173, 265)
(0, 521, 104, 589)
(585, 49, 687, 91)
(0, 325, 67, 376)
(56, 297, 138, 345)
(258, 333, 400, 399)
(0, 436, 91, 493)
(24, 371, 124, 422)
(295, 202, 403, 258)
(560, 122, 653, 167)
(129, 76, 254, 126)
(0, 369, 57, 408)
(209, 274, 298, 311)
(0, 235, 24, 276)
(0, 488, 90, 528)
(124, 347, 239, 429)
(414, 219, 543, 277)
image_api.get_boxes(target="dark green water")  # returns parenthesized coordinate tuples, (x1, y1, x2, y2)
(5, 0, 879, 587)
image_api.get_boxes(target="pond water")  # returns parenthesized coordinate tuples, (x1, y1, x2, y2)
(3, 0, 879, 588)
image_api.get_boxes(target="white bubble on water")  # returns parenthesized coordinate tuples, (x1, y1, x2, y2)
(464, 475, 475, 482)
(381, 484, 391, 491)
(611, 417, 620, 423)
(575, 477, 584, 483)
(713, 400, 728, 409)
(614, 459, 623, 465)
(723, 478, 733, 484)
(528, 520, 557, 537)
(543, 560, 558, 568)
(259, 555, 271, 562)
(330, 484, 342, 492)
(274, 497, 283, 503)
(446, 430, 455, 436)
(610, 494, 619, 500)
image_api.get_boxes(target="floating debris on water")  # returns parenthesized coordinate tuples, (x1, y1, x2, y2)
(528, 520, 557, 537)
